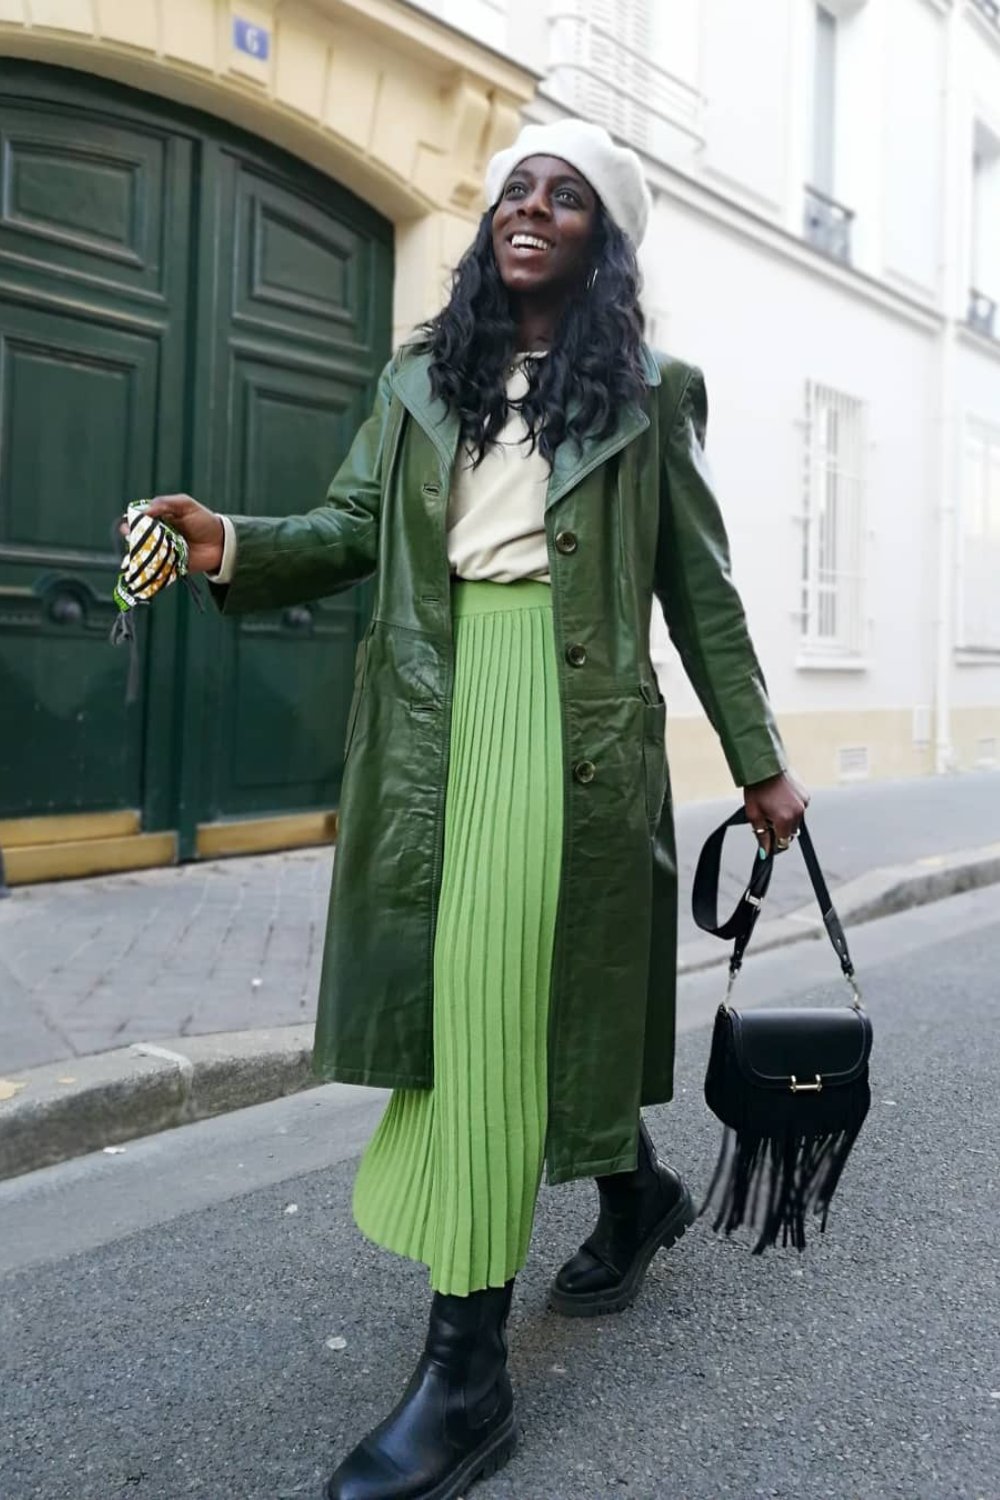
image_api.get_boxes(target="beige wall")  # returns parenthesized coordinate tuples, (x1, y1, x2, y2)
(667, 704, 1000, 804)
(0, 0, 534, 343)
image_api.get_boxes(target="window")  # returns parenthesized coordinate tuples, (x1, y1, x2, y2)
(812, 5, 837, 197)
(959, 421, 1000, 653)
(545, 0, 702, 159)
(800, 382, 867, 660)
(803, 4, 854, 262)
(969, 120, 1000, 338)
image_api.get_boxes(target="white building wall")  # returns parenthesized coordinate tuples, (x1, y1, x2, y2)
(650, 0, 702, 87)
(697, 0, 795, 214)
(639, 206, 946, 787)
(881, 0, 945, 297)
(413, 0, 1000, 791)
(951, 7, 1000, 772)
(830, 0, 886, 278)
(403, 0, 509, 52)
(642, 213, 939, 716)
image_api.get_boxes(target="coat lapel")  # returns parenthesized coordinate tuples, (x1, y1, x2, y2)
(388, 342, 663, 503)
(389, 349, 461, 473)
(545, 342, 662, 510)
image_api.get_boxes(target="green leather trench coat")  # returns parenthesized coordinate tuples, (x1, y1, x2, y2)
(216, 341, 786, 1185)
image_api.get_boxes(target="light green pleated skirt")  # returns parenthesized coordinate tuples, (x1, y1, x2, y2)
(351, 579, 563, 1295)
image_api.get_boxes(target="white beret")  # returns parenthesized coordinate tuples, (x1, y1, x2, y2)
(484, 118, 652, 247)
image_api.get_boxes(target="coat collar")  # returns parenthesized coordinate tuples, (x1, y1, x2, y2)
(389, 342, 662, 508)
(389, 347, 462, 472)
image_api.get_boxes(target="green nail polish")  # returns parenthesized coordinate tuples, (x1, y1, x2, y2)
(758, 846, 767, 861)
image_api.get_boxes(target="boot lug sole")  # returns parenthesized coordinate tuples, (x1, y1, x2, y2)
(549, 1188, 696, 1319)
(417, 1411, 518, 1500)
(326, 1412, 519, 1500)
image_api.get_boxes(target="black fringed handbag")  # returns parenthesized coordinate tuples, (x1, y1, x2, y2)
(693, 810, 873, 1253)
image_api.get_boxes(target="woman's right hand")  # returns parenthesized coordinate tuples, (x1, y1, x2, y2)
(135, 495, 225, 575)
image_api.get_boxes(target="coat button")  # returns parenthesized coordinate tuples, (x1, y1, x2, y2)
(573, 760, 596, 784)
(566, 643, 587, 668)
(555, 530, 578, 554)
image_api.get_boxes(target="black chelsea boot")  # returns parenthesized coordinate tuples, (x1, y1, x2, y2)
(550, 1118, 694, 1317)
(326, 1279, 517, 1500)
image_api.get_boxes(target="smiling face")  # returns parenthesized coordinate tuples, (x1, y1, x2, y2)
(490, 155, 599, 300)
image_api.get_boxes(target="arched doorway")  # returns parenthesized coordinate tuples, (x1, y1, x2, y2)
(0, 60, 392, 872)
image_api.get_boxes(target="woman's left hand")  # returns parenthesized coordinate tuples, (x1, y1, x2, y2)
(744, 770, 810, 854)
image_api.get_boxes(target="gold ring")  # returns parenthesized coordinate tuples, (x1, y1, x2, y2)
(775, 836, 791, 850)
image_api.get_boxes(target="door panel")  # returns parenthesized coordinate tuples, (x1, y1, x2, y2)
(185, 147, 392, 831)
(236, 362, 361, 518)
(222, 360, 364, 802)
(234, 164, 371, 345)
(0, 98, 174, 301)
(0, 312, 159, 815)
(0, 63, 392, 849)
(2, 322, 153, 546)
(0, 67, 192, 822)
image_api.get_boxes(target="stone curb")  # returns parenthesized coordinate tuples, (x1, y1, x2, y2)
(0, 1025, 317, 1182)
(3, 842, 999, 1182)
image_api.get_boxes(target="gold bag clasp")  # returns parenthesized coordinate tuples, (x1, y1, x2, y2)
(789, 1074, 823, 1093)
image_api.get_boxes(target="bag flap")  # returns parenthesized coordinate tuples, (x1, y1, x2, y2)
(727, 1006, 872, 1089)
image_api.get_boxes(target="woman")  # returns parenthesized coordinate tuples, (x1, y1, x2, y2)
(145, 119, 807, 1500)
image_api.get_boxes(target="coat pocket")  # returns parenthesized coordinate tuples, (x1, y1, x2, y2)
(641, 698, 669, 834)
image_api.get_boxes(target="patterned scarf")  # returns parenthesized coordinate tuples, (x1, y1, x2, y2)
(110, 501, 202, 700)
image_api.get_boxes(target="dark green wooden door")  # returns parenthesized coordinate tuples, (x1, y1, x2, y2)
(179, 143, 392, 848)
(0, 74, 193, 818)
(0, 63, 392, 848)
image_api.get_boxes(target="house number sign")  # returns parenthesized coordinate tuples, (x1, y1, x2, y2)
(233, 17, 271, 60)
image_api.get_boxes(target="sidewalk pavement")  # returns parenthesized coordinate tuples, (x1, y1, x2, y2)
(2, 771, 998, 1177)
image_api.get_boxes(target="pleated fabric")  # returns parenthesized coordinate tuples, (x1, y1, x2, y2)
(351, 579, 563, 1294)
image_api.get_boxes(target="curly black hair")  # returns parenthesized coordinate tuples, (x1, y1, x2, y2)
(416, 203, 648, 467)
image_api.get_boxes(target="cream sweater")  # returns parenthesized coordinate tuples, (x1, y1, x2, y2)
(445, 359, 550, 583)
(211, 359, 550, 587)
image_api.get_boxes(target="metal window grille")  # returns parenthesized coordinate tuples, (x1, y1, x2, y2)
(801, 382, 867, 657)
(546, 0, 703, 154)
(968, 288, 997, 339)
(803, 184, 854, 263)
(959, 421, 1000, 652)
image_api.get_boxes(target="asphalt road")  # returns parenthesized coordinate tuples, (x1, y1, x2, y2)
(2, 887, 998, 1500)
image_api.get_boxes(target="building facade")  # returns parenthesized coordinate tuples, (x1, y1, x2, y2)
(413, 0, 1000, 798)
(1, 0, 997, 880)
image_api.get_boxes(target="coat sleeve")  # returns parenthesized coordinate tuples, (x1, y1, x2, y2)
(654, 364, 788, 788)
(210, 359, 395, 615)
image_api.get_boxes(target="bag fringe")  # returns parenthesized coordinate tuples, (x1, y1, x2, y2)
(701, 1123, 865, 1254)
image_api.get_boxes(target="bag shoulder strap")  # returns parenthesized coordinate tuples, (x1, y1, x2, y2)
(691, 808, 773, 970)
(692, 810, 861, 1000)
